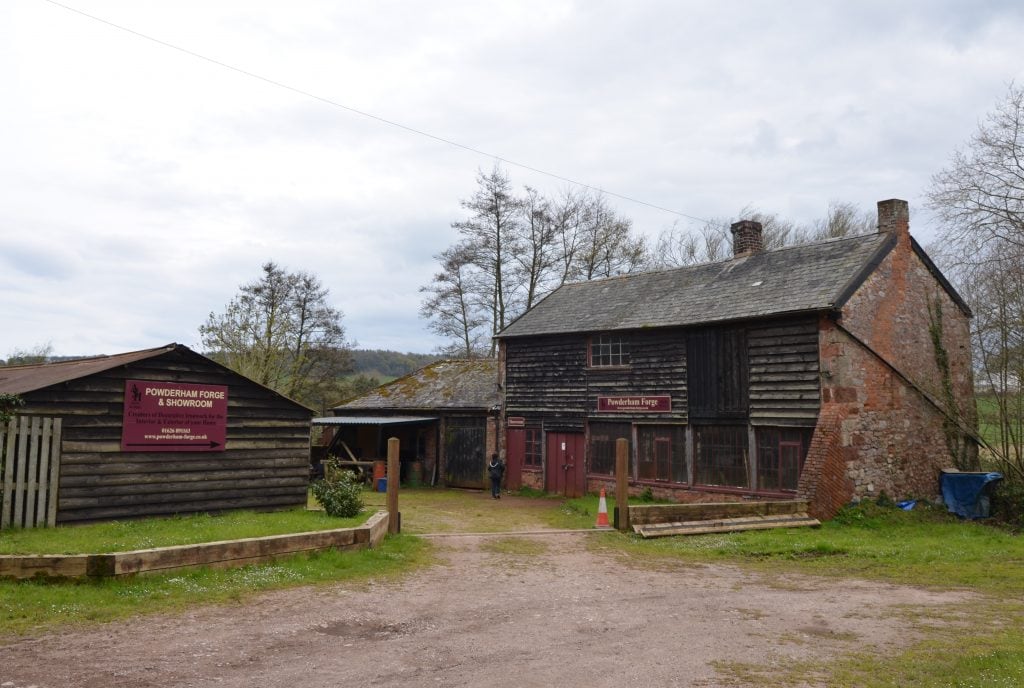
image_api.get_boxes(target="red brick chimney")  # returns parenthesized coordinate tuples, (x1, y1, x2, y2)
(877, 199, 909, 238)
(731, 220, 764, 256)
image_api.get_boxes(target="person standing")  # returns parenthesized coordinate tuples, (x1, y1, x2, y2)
(487, 453, 505, 499)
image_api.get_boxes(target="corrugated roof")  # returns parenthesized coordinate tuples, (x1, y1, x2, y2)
(496, 232, 895, 338)
(334, 359, 499, 412)
(0, 344, 178, 394)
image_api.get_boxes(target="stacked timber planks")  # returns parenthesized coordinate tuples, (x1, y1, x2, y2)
(630, 499, 820, 538)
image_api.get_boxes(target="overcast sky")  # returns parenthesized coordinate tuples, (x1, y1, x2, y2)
(2, 1, 1022, 358)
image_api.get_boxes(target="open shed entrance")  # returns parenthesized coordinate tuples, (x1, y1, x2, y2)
(311, 416, 437, 485)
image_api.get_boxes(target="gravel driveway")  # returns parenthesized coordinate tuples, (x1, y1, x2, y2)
(0, 531, 969, 687)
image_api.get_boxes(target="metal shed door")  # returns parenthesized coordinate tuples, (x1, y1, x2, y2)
(444, 417, 487, 489)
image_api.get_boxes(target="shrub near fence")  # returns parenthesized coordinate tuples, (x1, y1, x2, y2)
(1, 417, 63, 529)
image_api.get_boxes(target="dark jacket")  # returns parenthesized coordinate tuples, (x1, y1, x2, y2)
(487, 460, 505, 481)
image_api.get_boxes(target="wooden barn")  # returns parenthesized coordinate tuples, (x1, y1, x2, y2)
(496, 200, 979, 517)
(317, 359, 500, 489)
(0, 343, 313, 525)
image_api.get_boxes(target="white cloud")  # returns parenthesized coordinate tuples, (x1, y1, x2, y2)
(1, 0, 1022, 356)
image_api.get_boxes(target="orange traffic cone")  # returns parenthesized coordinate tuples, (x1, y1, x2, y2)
(595, 488, 612, 529)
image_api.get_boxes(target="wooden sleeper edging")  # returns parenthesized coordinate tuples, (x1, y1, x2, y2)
(0, 510, 389, 580)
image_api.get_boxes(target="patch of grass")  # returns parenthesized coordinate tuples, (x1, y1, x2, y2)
(0, 508, 371, 555)
(824, 600, 1024, 688)
(603, 501, 1024, 594)
(0, 534, 432, 637)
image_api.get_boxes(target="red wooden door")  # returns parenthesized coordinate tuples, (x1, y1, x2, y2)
(545, 432, 586, 497)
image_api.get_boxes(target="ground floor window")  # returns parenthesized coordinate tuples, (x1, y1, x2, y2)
(524, 428, 542, 468)
(756, 427, 811, 492)
(694, 425, 748, 488)
(636, 425, 687, 483)
(588, 422, 631, 475)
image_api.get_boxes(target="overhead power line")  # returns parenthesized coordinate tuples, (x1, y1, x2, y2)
(42, 0, 712, 225)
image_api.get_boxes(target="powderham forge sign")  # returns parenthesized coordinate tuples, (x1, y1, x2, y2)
(121, 379, 228, 451)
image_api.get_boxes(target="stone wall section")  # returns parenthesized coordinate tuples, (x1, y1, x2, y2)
(802, 201, 977, 516)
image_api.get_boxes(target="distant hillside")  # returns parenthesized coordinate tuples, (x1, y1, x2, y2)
(349, 349, 440, 379)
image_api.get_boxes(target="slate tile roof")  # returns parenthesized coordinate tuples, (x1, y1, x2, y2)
(496, 232, 895, 338)
(335, 359, 499, 412)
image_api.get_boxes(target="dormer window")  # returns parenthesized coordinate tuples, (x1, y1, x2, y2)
(590, 334, 630, 367)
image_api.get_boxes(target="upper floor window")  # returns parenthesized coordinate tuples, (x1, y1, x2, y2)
(590, 334, 630, 367)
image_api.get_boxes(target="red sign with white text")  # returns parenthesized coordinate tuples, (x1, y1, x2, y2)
(597, 395, 672, 413)
(121, 380, 228, 452)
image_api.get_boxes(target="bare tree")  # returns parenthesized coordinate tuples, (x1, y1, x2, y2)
(200, 262, 351, 407)
(810, 200, 876, 240)
(651, 200, 874, 269)
(515, 186, 561, 311)
(927, 83, 1024, 482)
(419, 243, 489, 358)
(422, 170, 649, 354)
(572, 193, 647, 280)
(2, 342, 54, 366)
(928, 83, 1024, 251)
(452, 165, 523, 352)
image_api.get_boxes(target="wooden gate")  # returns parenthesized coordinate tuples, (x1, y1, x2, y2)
(1, 416, 62, 529)
(444, 417, 487, 489)
(545, 432, 585, 498)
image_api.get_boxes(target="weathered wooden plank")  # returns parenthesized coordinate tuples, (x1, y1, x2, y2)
(0, 554, 90, 578)
(60, 485, 307, 509)
(628, 500, 810, 525)
(635, 514, 820, 538)
(33, 417, 52, 527)
(61, 477, 309, 498)
(12, 416, 29, 528)
(1, 420, 16, 529)
(60, 457, 306, 477)
(46, 419, 62, 527)
(62, 468, 308, 488)
(58, 494, 305, 523)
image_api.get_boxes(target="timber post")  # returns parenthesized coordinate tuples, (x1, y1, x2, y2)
(387, 437, 400, 534)
(614, 438, 630, 532)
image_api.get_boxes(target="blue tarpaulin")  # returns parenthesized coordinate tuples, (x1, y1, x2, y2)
(940, 471, 1003, 519)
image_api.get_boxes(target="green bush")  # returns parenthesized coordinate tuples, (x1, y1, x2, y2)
(311, 470, 364, 518)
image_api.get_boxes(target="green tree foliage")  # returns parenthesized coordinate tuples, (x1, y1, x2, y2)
(199, 262, 352, 409)
(0, 394, 24, 425)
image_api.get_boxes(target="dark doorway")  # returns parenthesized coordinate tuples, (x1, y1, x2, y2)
(444, 417, 487, 489)
(545, 432, 586, 497)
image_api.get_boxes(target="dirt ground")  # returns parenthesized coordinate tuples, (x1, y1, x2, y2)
(0, 529, 971, 688)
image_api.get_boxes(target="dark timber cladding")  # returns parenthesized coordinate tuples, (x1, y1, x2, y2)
(1, 345, 313, 523)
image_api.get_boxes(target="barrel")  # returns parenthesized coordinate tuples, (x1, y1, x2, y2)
(408, 460, 423, 487)
(373, 460, 387, 482)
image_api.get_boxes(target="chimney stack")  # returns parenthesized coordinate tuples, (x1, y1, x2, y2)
(877, 199, 909, 238)
(731, 220, 764, 257)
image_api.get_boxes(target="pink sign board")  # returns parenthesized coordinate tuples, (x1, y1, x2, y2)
(121, 380, 228, 452)
(597, 395, 672, 413)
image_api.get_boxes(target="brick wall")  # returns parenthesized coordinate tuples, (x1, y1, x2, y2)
(803, 206, 977, 517)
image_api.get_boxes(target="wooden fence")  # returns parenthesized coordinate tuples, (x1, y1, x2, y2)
(1, 416, 62, 529)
